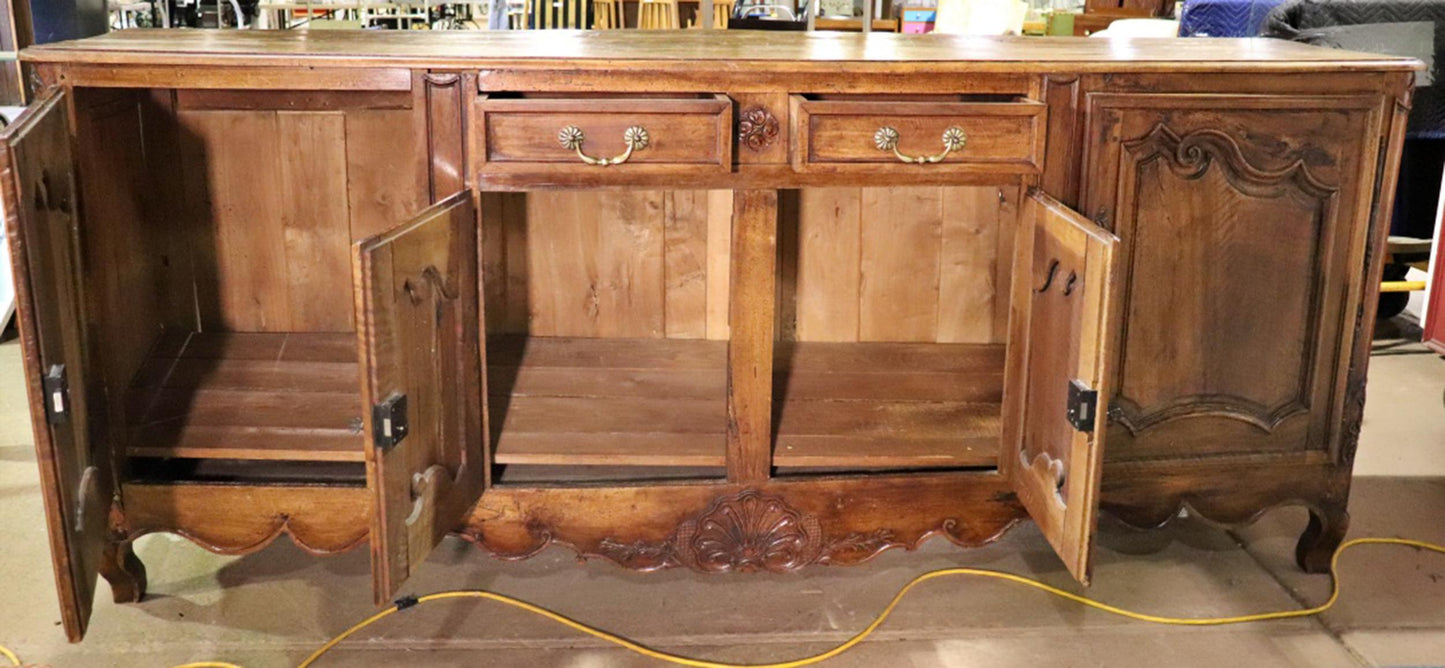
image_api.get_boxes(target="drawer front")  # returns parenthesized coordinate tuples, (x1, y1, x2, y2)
(791, 96, 1046, 174)
(478, 94, 733, 174)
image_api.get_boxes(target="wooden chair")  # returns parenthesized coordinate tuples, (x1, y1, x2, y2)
(525, 0, 591, 28)
(593, 0, 623, 28)
(637, 0, 679, 29)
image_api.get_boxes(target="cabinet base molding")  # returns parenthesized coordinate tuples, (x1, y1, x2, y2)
(118, 483, 372, 557)
(459, 473, 1027, 573)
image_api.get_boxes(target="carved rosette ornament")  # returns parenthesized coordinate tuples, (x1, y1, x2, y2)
(737, 107, 780, 151)
(597, 490, 910, 573)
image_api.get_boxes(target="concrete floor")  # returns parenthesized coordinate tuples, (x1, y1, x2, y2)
(1, 320, 1443, 667)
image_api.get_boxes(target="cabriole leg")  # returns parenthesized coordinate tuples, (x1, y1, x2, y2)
(1295, 505, 1350, 574)
(100, 541, 147, 604)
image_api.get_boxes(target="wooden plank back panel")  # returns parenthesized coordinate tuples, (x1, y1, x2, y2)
(705, 190, 733, 339)
(792, 185, 1015, 343)
(664, 190, 709, 339)
(941, 185, 1019, 343)
(344, 107, 431, 241)
(527, 190, 666, 338)
(794, 188, 860, 342)
(278, 112, 354, 330)
(482, 190, 731, 340)
(479, 192, 526, 333)
(138, 91, 201, 331)
(178, 110, 292, 331)
(860, 187, 944, 341)
(172, 100, 427, 333)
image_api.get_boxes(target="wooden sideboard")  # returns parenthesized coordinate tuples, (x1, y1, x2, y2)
(4, 30, 1416, 641)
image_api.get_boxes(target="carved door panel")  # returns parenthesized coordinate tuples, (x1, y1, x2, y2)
(1081, 95, 1381, 461)
(356, 191, 486, 604)
(2, 88, 113, 641)
(1003, 190, 1120, 584)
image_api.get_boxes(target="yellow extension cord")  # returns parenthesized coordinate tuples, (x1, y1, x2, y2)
(2, 536, 1440, 668)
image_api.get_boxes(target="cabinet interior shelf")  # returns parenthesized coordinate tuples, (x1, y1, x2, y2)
(489, 336, 1003, 471)
(488, 336, 729, 467)
(123, 331, 1002, 472)
(125, 331, 365, 463)
(772, 340, 1003, 470)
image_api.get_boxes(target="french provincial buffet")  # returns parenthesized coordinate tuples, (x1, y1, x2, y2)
(4, 30, 1416, 641)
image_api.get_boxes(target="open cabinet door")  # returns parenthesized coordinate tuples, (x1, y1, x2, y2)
(1002, 190, 1120, 585)
(2, 88, 113, 640)
(356, 191, 485, 603)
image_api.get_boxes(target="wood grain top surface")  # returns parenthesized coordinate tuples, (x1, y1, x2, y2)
(23, 29, 1419, 73)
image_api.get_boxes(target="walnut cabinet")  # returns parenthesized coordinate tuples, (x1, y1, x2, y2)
(3, 31, 1415, 641)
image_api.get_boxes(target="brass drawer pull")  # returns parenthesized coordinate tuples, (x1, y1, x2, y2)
(873, 126, 967, 164)
(557, 125, 650, 166)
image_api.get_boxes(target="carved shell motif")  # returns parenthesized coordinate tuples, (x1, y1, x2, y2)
(737, 107, 780, 151)
(676, 490, 824, 572)
(591, 490, 933, 573)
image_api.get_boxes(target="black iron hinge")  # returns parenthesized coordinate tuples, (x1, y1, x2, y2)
(372, 392, 409, 451)
(1066, 379, 1098, 432)
(43, 364, 69, 425)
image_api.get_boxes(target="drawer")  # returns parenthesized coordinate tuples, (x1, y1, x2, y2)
(477, 93, 733, 175)
(790, 94, 1047, 174)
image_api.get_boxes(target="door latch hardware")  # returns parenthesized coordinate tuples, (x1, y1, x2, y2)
(373, 393, 409, 450)
(43, 364, 69, 425)
(1066, 379, 1098, 432)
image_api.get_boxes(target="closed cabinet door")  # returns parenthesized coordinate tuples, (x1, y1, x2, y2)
(355, 191, 487, 603)
(1003, 190, 1122, 584)
(1081, 94, 1383, 462)
(2, 88, 114, 641)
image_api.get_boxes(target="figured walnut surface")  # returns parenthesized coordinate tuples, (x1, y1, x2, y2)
(22, 30, 1417, 73)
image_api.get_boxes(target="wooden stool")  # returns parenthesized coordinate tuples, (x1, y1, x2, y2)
(687, 0, 731, 28)
(525, 0, 591, 28)
(638, 0, 680, 29)
(506, 0, 526, 28)
(593, 0, 623, 28)
(710, 0, 732, 28)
